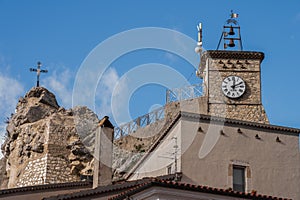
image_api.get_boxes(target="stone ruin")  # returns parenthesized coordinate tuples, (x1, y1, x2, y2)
(0, 87, 172, 189)
(0, 87, 96, 188)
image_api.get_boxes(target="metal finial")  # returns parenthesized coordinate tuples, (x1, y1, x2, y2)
(230, 10, 239, 19)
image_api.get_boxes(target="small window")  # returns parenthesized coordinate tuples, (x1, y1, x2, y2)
(233, 165, 245, 192)
(167, 165, 172, 175)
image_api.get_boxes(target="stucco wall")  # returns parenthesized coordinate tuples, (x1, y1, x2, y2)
(181, 117, 300, 199)
(129, 121, 182, 180)
(128, 115, 300, 199)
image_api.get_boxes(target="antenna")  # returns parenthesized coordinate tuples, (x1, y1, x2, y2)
(195, 22, 203, 78)
(158, 136, 180, 175)
(216, 10, 243, 51)
(172, 136, 178, 174)
(195, 22, 203, 54)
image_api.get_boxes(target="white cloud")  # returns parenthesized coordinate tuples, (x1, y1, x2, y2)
(96, 68, 120, 117)
(111, 74, 130, 124)
(42, 67, 73, 109)
(0, 74, 24, 118)
(0, 74, 24, 158)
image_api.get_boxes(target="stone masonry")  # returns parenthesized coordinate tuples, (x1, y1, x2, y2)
(200, 50, 269, 124)
(2, 87, 95, 188)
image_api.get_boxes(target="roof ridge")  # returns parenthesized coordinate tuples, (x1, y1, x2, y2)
(109, 179, 292, 200)
(0, 181, 92, 196)
(43, 174, 181, 200)
(180, 111, 300, 134)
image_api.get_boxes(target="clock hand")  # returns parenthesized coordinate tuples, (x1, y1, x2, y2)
(231, 77, 236, 91)
(231, 78, 236, 90)
(233, 77, 235, 88)
(233, 81, 243, 87)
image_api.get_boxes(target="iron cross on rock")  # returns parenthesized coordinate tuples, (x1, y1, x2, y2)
(29, 61, 48, 87)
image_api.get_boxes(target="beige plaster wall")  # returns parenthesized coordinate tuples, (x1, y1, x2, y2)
(127, 115, 300, 199)
(181, 118, 300, 199)
(129, 121, 182, 180)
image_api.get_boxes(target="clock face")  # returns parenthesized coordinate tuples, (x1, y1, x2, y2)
(221, 76, 246, 98)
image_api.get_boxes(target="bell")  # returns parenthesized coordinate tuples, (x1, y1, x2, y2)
(228, 26, 235, 35)
(228, 39, 235, 47)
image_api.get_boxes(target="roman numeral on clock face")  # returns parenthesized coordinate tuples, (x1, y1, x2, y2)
(221, 75, 246, 99)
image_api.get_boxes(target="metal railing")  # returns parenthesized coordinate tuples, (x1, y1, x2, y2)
(166, 83, 203, 103)
(114, 106, 165, 139)
(114, 84, 203, 139)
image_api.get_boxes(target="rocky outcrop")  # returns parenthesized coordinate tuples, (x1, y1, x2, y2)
(0, 157, 8, 189)
(0, 86, 178, 188)
(1, 87, 96, 188)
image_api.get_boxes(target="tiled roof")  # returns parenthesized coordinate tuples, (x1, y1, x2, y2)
(0, 181, 92, 196)
(42, 174, 291, 200)
(43, 174, 179, 200)
(109, 178, 291, 200)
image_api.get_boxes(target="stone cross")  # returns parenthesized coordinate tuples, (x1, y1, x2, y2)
(29, 61, 48, 87)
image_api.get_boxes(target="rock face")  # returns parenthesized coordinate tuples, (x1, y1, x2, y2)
(0, 87, 179, 188)
(0, 157, 8, 189)
(1, 87, 96, 188)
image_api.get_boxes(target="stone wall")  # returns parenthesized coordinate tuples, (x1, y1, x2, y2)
(208, 71, 261, 105)
(6, 113, 90, 188)
(201, 51, 269, 124)
(17, 153, 80, 187)
(44, 154, 79, 184)
(209, 104, 269, 123)
(3, 87, 95, 188)
(17, 155, 47, 187)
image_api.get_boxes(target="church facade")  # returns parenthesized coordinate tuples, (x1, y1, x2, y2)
(0, 13, 299, 200)
(121, 16, 300, 199)
(123, 49, 300, 199)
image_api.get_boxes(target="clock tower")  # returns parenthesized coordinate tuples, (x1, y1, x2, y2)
(197, 13, 269, 124)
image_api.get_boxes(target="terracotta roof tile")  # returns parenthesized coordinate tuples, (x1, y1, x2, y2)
(109, 178, 291, 200)
(0, 181, 92, 196)
(43, 174, 180, 200)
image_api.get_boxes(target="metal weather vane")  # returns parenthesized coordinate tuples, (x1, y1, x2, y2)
(217, 10, 243, 51)
(29, 61, 48, 87)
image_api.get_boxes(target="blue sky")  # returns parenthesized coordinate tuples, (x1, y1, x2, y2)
(0, 0, 299, 148)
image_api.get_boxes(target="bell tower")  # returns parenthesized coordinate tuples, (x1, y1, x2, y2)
(196, 12, 269, 124)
